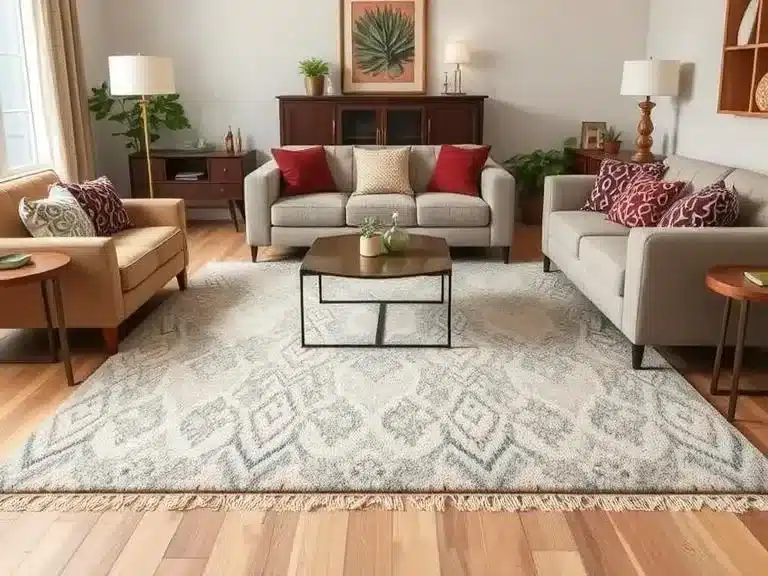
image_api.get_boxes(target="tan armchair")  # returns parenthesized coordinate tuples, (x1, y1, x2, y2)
(0, 170, 188, 354)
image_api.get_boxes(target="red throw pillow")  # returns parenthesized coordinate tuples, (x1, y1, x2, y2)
(607, 172, 687, 227)
(583, 159, 666, 213)
(271, 147, 336, 196)
(658, 181, 740, 228)
(427, 145, 491, 196)
(56, 176, 131, 236)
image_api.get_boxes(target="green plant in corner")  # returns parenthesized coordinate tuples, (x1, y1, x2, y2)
(603, 126, 623, 143)
(502, 149, 573, 198)
(298, 58, 330, 78)
(360, 216, 382, 238)
(353, 6, 415, 78)
(88, 81, 191, 152)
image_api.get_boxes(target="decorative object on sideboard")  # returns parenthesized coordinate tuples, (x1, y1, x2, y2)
(602, 126, 623, 155)
(580, 121, 607, 150)
(621, 59, 680, 163)
(225, 125, 235, 154)
(298, 58, 330, 97)
(444, 41, 470, 95)
(756, 73, 768, 112)
(737, 0, 760, 45)
(340, 0, 427, 94)
(442, 71, 450, 95)
(235, 128, 243, 154)
(359, 216, 384, 257)
(383, 211, 410, 253)
(106, 55, 181, 198)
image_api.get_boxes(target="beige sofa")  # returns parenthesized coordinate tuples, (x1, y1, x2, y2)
(0, 170, 188, 354)
(543, 155, 768, 368)
(244, 145, 516, 262)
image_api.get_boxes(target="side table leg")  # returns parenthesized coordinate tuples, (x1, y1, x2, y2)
(300, 273, 306, 348)
(447, 272, 452, 348)
(51, 277, 76, 387)
(710, 298, 732, 395)
(728, 300, 750, 421)
(40, 281, 59, 361)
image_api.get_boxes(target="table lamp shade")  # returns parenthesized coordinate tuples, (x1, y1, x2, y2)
(620, 59, 680, 97)
(444, 42, 470, 65)
(108, 55, 176, 96)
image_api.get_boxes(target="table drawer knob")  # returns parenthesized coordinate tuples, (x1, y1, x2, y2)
(223, 168, 228, 173)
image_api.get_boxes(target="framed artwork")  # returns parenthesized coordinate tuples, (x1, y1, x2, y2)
(340, 0, 428, 94)
(581, 121, 607, 150)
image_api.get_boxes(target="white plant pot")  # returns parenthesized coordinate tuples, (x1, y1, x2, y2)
(360, 235, 383, 257)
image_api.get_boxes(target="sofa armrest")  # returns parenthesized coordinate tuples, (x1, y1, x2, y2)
(542, 175, 596, 256)
(0, 237, 124, 327)
(122, 198, 188, 266)
(481, 160, 516, 247)
(622, 227, 768, 345)
(244, 160, 281, 247)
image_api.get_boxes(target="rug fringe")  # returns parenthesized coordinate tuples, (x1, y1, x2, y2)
(1, 493, 766, 513)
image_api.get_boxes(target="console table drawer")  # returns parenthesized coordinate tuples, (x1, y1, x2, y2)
(210, 158, 243, 183)
(155, 183, 242, 201)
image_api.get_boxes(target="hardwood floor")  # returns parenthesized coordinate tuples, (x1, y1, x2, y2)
(0, 222, 767, 575)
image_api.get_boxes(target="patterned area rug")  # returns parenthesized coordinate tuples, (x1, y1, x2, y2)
(1, 261, 767, 511)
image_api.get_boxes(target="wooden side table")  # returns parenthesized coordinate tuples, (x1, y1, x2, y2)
(0, 252, 77, 387)
(568, 148, 665, 175)
(706, 266, 768, 421)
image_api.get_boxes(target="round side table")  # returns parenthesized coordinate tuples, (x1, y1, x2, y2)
(706, 266, 768, 421)
(0, 252, 77, 387)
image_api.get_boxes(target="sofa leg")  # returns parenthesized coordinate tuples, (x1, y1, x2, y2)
(632, 344, 645, 369)
(102, 327, 119, 356)
(543, 256, 551, 273)
(251, 246, 259, 263)
(176, 269, 188, 291)
(505, 246, 512, 264)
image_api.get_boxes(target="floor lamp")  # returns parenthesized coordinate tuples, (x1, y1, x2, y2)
(108, 55, 176, 198)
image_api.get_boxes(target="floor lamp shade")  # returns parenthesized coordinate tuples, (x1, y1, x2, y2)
(108, 55, 176, 96)
(620, 60, 680, 97)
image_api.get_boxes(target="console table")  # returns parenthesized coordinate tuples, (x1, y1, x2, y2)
(129, 150, 260, 231)
(569, 149, 665, 175)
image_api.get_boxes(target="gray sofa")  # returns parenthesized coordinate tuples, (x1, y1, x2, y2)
(543, 154, 768, 368)
(244, 145, 516, 261)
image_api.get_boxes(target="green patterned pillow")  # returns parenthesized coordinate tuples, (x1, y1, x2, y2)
(18, 188, 97, 238)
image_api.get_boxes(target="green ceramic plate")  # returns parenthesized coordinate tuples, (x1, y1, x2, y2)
(0, 253, 32, 270)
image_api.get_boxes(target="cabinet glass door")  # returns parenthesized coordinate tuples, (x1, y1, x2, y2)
(385, 108, 424, 145)
(339, 108, 380, 145)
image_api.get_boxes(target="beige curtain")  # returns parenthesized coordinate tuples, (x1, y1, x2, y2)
(36, 0, 95, 183)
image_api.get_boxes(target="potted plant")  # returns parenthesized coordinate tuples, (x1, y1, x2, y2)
(298, 58, 330, 97)
(602, 126, 623, 155)
(503, 148, 573, 225)
(359, 216, 383, 257)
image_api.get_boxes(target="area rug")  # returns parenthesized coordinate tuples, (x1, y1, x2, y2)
(1, 261, 767, 512)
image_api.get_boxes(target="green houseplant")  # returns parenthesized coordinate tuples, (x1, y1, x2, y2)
(298, 58, 330, 96)
(359, 216, 383, 257)
(603, 126, 623, 155)
(88, 81, 190, 152)
(503, 148, 573, 225)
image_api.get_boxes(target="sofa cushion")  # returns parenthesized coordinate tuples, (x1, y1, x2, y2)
(271, 147, 337, 196)
(416, 193, 490, 227)
(724, 168, 768, 226)
(663, 155, 733, 193)
(579, 236, 628, 296)
(427, 145, 490, 196)
(346, 194, 417, 226)
(19, 188, 96, 238)
(353, 147, 413, 195)
(271, 193, 348, 227)
(659, 181, 740, 228)
(548, 211, 629, 258)
(583, 159, 666, 213)
(607, 173, 687, 228)
(113, 226, 184, 291)
(58, 176, 132, 236)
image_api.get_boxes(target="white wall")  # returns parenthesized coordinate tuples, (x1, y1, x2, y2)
(646, 0, 767, 172)
(78, 0, 650, 207)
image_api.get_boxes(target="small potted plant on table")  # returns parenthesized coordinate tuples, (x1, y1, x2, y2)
(503, 148, 573, 225)
(298, 58, 330, 97)
(359, 217, 383, 257)
(603, 126, 623, 155)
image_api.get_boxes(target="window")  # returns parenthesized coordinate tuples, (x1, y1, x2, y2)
(0, 0, 49, 176)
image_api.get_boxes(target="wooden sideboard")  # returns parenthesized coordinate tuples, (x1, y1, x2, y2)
(129, 150, 260, 230)
(569, 148, 665, 175)
(277, 95, 487, 146)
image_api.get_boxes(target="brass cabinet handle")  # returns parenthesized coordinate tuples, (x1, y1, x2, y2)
(376, 128, 381, 145)
(427, 118, 432, 143)
(332, 119, 337, 143)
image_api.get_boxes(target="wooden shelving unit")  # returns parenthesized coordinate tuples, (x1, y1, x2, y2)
(719, 0, 768, 116)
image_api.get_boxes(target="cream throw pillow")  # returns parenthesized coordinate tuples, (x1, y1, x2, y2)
(353, 147, 413, 195)
(19, 187, 96, 238)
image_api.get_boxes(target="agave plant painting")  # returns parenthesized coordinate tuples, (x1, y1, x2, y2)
(341, 0, 427, 94)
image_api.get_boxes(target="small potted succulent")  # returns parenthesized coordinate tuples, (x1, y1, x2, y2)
(602, 126, 623, 155)
(298, 58, 330, 97)
(359, 216, 383, 257)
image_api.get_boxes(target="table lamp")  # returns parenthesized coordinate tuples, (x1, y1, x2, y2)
(108, 55, 176, 198)
(620, 59, 680, 163)
(444, 41, 470, 95)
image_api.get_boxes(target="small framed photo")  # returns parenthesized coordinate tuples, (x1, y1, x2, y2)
(580, 121, 607, 150)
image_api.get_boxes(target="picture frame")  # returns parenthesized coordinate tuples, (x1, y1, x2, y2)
(340, 0, 428, 94)
(580, 121, 607, 150)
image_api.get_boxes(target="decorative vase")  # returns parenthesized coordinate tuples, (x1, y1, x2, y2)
(224, 126, 234, 154)
(756, 73, 768, 112)
(235, 128, 243, 154)
(603, 141, 621, 155)
(305, 76, 325, 97)
(360, 234, 383, 257)
(383, 215, 409, 253)
(737, 0, 759, 46)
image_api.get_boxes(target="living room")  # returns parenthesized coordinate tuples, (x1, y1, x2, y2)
(1, 0, 767, 573)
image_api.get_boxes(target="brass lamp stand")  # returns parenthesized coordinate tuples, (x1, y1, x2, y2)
(139, 96, 154, 198)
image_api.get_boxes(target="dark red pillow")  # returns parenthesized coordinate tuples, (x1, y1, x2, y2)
(607, 172, 687, 227)
(427, 145, 491, 196)
(659, 181, 740, 228)
(583, 159, 666, 213)
(57, 176, 131, 236)
(271, 147, 336, 196)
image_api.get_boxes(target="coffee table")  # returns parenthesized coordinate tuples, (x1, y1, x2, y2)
(300, 234, 452, 348)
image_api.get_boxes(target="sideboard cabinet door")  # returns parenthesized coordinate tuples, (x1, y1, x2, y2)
(426, 103, 482, 145)
(280, 101, 337, 146)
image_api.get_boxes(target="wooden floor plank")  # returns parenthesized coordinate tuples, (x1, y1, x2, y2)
(520, 511, 577, 551)
(685, 511, 768, 576)
(392, 511, 441, 576)
(201, 511, 267, 576)
(532, 550, 588, 576)
(108, 511, 182, 576)
(0, 511, 59, 573)
(256, 511, 301, 575)
(565, 511, 640, 576)
(286, 512, 348, 576)
(155, 558, 207, 576)
(164, 509, 226, 559)
(477, 512, 537, 576)
(343, 510, 393, 576)
(61, 511, 143, 576)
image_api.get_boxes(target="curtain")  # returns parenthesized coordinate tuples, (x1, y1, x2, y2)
(36, 0, 95, 183)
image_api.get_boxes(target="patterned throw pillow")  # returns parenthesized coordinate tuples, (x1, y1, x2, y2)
(55, 176, 131, 236)
(583, 159, 666, 213)
(658, 181, 740, 228)
(607, 172, 687, 228)
(353, 147, 413, 195)
(19, 188, 96, 238)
